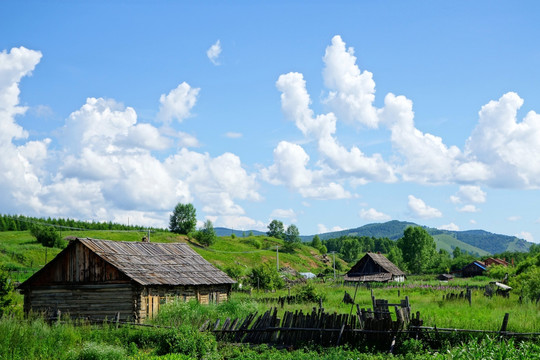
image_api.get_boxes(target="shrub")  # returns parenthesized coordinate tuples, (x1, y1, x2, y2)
(30, 225, 66, 248)
(0, 267, 14, 317)
(249, 265, 284, 291)
(67, 341, 126, 360)
(155, 326, 217, 358)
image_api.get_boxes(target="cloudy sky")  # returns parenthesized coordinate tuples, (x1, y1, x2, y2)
(2, 2, 540, 243)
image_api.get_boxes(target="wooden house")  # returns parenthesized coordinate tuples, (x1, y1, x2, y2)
(461, 260, 487, 277)
(484, 257, 509, 267)
(18, 238, 235, 322)
(344, 252, 405, 283)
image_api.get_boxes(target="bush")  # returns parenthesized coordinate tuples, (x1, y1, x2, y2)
(249, 265, 284, 291)
(67, 341, 126, 360)
(30, 225, 66, 248)
(0, 267, 14, 317)
(155, 326, 217, 358)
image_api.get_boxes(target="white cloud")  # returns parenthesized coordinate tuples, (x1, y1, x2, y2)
(178, 131, 200, 148)
(470, 219, 477, 225)
(157, 82, 200, 123)
(322, 35, 378, 128)
(507, 216, 521, 222)
(261, 141, 312, 188)
(458, 205, 479, 213)
(452, 185, 487, 204)
(516, 231, 535, 243)
(0, 47, 49, 214)
(438, 223, 460, 231)
(275, 71, 396, 183)
(225, 132, 242, 138)
(270, 208, 297, 222)
(359, 208, 391, 221)
(466, 92, 540, 188)
(408, 195, 442, 219)
(207, 40, 222, 65)
(317, 224, 344, 234)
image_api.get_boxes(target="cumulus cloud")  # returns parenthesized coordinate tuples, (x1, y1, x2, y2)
(274, 71, 396, 185)
(516, 231, 535, 243)
(458, 205, 479, 213)
(359, 208, 391, 221)
(408, 195, 442, 219)
(438, 223, 460, 231)
(507, 216, 521, 222)
(317, 224, 344, 234)
(225, 131, 242, 138)
(466, 92, 540, 188)
(452, 185, 487, 204)
(0, 47, 49, 213)
(207, 40, 222, 65)
(157, 82, 200, 123)
(322, 35, 378, 128)
(270, 208, 297, 222)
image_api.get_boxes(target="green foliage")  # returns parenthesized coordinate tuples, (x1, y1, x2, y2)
(319, 245, 327, 254)
(267, 219, 285, 239)
(340, 238, 360, 262)
(155, 325, 218, 358)
(296, 283, 325, 302)
(241, 237, 262, 249)
(193, 220, 217, 246)
(30, 225, 66, 248)
(169, 203, 197, 235)
(0, 267, 14, 317)
(67, 341, 126, 360)
(249, 264, 284, 290)
(311, 235, 322, 249)
(283, 224, 301, 252)
(397, 227, 437, 274)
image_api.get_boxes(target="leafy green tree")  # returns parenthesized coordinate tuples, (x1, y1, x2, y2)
(311, 235, 322, 249)
(396, 226, 437, 274)
(266, 219, 284, 239)
(319, 245, 327, 254)
(340, 238, 361, 263)
(452, 246, 462, 259)
(193, 220, 217, 246)
(169, 203, 197, 235)
(283, 224, 301, 252)
(387, 246, 404, 270)
(249, 264, 284, 290)
(30, 225, 65, 248)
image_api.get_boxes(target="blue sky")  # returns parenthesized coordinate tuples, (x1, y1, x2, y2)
(2, 1, 540, 243)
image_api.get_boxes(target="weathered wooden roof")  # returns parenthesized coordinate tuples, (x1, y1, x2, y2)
(76, 238, 234, 286)
(347, 252, 405, 278)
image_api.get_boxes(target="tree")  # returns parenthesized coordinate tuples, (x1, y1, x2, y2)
(193, 220, 217, 247)
(249, 264, 284, 290)
(452, 246, 462, 259)
(283, 224, 301, 252)
(169, 203, 197, 235)
(267, 220, 284, 239)
(311, 235, 322, 250)
(340, 238, 361, 263)
(396, 226, 437, 274)
(30, 225, 65, 248)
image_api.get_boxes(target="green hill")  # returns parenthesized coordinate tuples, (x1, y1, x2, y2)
(298, 220, 531, 255)
(0, 230, 331, 282)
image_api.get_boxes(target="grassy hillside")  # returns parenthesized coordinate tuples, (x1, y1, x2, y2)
(0, 230, 332, 282)
(431, 233, 489, 256)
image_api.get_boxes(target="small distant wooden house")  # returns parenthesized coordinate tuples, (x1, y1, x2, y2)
(484, 257, 509, 267)
(18, 238, 235, 322)
(461, 260, 487, 277)
(344, 252, 405, 283)
(437, 273, 453, 281)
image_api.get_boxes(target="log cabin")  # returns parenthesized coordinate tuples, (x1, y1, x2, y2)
(18, 237, 235, 322)
(344, 252, 406, 283)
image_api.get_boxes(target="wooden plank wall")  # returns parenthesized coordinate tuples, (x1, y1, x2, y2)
(25, 284, 135, 321)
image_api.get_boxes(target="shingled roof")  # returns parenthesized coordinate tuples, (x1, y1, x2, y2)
(345, 252, 405, 282)
(78, 238, 235, 286)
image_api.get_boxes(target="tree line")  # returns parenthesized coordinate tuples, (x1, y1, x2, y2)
(0, 214, 165, 232)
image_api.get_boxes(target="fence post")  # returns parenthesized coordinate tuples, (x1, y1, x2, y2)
(499, 313, 509, 335)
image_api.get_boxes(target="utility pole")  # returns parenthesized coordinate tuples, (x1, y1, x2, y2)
(276, 245, 279, 271)
(147, 229, 151, 242)
(331, 251, 336, 280)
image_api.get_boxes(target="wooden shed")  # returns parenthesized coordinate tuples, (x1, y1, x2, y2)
(461, 260, 486, 277)
(344, 252, 405, 283)
(18, 238, 235, 322)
